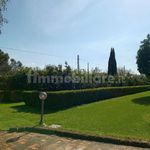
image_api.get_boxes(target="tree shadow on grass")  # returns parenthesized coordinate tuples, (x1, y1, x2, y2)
(10, 104, 69, 114)
(132, 96, 150, 106)
(0, 101, 22, 104)
(11, 104, 40, 114)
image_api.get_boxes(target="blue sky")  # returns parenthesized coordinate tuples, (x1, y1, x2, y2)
(0, 0, 150, 73)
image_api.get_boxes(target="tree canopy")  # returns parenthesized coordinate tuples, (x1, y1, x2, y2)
(136, 34, 150, 77)
(0, 49, 10, 74)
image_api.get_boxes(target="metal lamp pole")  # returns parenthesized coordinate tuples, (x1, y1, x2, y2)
(39, 92, 47, 126)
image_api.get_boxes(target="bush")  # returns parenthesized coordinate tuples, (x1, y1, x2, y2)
(23, 85, 150, 110)
(0, 90, 23, 103)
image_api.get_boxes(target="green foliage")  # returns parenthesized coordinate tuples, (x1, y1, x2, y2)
(10, 58, 22, 72)
(124, 75, 150, 86)
(108, 48, 117, 75)
(23, 86, 150, 109)
(7, 67, 29, 90)
(0, 49, 10, 75)
(137, 34, 150, 77)
(0, 48, 149, 91)
(0, 61, 149, 90)
(0, 90, 23, 103)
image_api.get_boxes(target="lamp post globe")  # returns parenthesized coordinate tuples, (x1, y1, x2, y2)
(39, 92, 47, 101)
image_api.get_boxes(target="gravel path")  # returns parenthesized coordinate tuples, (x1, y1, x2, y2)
(0, 132, 149, 150)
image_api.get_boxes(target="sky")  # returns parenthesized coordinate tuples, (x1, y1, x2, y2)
(0, 0, 150, 73)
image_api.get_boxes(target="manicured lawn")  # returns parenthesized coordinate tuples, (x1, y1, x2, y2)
(0, 91, 150, 141)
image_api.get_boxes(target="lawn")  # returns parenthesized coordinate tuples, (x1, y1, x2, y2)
(0, 91, 150, 141)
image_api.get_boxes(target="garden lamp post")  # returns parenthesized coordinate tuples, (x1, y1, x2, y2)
(39, 92, 47, 126)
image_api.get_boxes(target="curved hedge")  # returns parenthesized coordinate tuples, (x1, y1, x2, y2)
(22, 85, 150, 110)
(0, 90, 23, 103)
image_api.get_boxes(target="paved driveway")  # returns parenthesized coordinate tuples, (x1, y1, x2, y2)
(0, 132, 149, 150)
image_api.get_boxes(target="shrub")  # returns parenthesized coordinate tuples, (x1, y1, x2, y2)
(23, 85, 150, 110)
(0, 90, 23, 103)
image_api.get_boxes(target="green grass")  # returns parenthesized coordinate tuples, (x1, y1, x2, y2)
(0, 91, 150, 141)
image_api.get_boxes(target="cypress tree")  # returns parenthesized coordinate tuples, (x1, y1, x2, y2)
(108, 48, 117, 75)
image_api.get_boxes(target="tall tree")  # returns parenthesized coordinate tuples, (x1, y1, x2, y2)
(136, 34, 150, 77)
(108, 48, 117, 75)
(10, 58, 22, 72)
(64, 61, 71, 75)
(0, 0, 9, 33)
(0, 49, 10, 75)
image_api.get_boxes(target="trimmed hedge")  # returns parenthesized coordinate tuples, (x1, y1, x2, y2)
(0, 90, 23, 103)
(23, 85, 150, 110)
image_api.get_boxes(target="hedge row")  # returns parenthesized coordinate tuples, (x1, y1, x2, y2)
(0, 91, 23, 103)
(23, 85, 150, 110)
